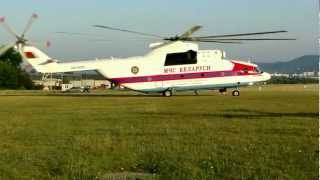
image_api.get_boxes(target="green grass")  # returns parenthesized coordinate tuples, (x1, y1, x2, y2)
(0, 84, 318, 179)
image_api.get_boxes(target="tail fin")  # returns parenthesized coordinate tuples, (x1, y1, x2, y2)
(19, 46, 56, 73)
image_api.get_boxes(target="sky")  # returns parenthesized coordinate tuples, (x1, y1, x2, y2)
(0, 0, 318, 62)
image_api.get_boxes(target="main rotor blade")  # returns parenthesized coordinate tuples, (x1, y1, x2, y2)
(181, 37, 241, 44)
(54, 32, 160, 43)
(197, 38, 296, 41)
(89, 38, 155, 42)
(186, 39, 242, 44)
(55, 31, 105, 37)
(21, 13, 38, 37)
(93, 25, 164, 38)
(0, 42, 16, 56)
(180, 25, 203, 38)
(28, 40, 51, 48)
(195, 30, 288, 39)
(199, 40, 242, 44)
(0, 17, 19, 39)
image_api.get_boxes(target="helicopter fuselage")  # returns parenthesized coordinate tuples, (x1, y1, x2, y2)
(21, 41, 271, 95)
(95, 41, 271, 93)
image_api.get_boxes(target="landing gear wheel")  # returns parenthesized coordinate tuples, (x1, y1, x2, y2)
(110, 82, 117, 89)
(232, 90, 240, 96)
(163, 90, 172, 97)
(219, 88, 227, 94)
(194, 90, 199, 95)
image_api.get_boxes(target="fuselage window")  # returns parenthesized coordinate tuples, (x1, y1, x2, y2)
(164, 50, 197, 66)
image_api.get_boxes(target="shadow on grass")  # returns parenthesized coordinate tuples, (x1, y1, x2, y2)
(204, 112, 318, 119)
(141, 109, 318, 119)
(221, 109, 318, 118)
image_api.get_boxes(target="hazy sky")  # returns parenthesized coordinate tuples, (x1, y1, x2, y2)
(0, 0, 318, 62)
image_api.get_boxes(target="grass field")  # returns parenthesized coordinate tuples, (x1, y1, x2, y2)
(0, 84, 318, 179)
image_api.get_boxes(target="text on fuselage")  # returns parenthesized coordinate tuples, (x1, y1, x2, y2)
(164, 66, 211, 74)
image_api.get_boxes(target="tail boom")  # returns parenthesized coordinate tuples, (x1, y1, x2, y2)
(20, 46, 100, 73)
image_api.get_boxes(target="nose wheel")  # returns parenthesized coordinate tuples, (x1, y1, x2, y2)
(110, 82, 117, 89)
(163, 89, 173, 97)
(232, 90, 240, 96)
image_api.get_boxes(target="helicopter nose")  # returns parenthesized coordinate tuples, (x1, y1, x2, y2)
(262, 72, 271, 81)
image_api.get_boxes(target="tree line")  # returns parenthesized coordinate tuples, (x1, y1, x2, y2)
(268, 76, 318, 84)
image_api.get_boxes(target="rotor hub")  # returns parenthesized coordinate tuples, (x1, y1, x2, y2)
(16, 37, 27, 45)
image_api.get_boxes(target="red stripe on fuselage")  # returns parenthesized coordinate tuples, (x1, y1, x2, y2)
(25, 52, 37, 59)
(232, 61, 255, 71)
(112, 70, 259, 84)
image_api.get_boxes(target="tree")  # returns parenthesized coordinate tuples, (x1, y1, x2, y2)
(18, 70, 35, 89)
(0, 48, 35, 89)
(0, 61, 18, 89)
(0, 48, 22, 67)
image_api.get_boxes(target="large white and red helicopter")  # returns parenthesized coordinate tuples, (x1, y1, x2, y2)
(0, 14, 295, 96)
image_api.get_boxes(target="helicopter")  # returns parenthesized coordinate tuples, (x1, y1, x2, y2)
(0, 14, 296, 96)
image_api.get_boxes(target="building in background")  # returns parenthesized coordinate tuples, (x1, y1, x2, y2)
(32, 71, 112, 90)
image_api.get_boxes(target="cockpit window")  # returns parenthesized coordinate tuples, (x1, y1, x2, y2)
(164, 50, 197, 66)
(254, 67, 262, 73)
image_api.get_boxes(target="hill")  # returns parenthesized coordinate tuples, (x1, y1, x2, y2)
(256, 55, 319, 74)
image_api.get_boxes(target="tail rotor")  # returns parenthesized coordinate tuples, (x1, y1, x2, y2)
(0, 13, 49, 56)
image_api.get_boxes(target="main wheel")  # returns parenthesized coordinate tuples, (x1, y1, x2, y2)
(163, 90, 172, 97)
(219, 88, 227, 93)
(110, 82, 117, 89)
(232, 90, 240, 96)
